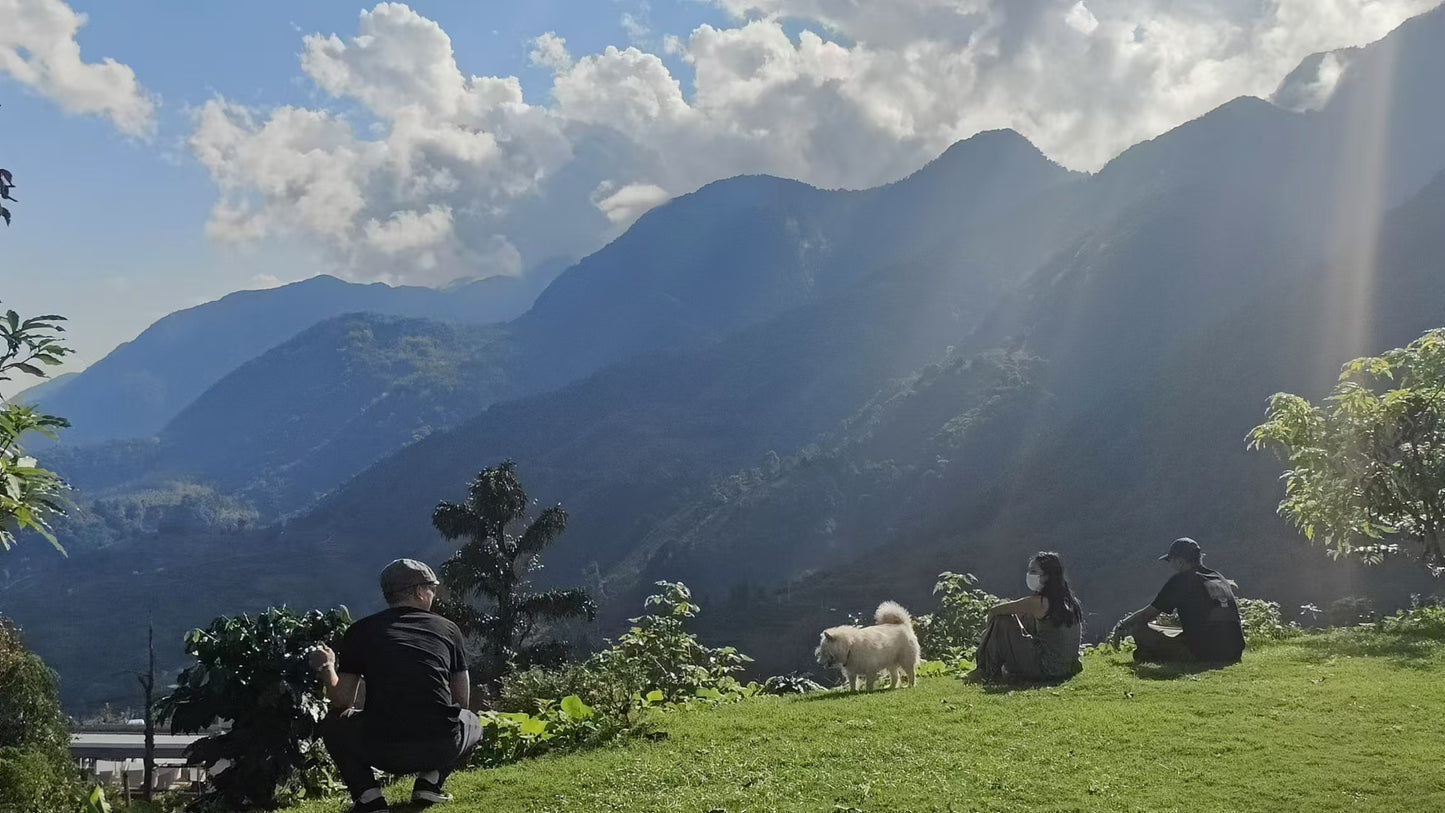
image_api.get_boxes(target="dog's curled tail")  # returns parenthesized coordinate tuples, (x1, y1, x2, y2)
(875, 601, 912, 626)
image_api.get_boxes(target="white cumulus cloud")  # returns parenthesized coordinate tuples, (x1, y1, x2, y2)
(188, 0, 1441, 286)
(529, 32, 574, 73)
(364, 205, 455, 254)
(1065, 2, 1100, 35)
(190, 3, 569, 285)
(0, 0, 156, 135)
(592, 182, 671, 226)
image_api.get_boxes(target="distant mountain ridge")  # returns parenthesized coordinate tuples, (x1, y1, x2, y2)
(10, 372, 77, 404)
(40, 270, 561, 445)
(43, 127, 1077, 527)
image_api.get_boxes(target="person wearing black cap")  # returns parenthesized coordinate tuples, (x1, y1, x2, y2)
(306, 558, 483, 813)
(1109, 538, 1246, 665)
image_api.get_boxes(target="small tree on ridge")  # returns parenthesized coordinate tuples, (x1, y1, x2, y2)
(432, 460, 596, 698)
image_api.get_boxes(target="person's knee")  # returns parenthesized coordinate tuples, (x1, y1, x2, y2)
(457, 711, 485, 755)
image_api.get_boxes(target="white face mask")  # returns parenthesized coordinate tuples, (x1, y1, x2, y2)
(1026, 572, 1045, 593)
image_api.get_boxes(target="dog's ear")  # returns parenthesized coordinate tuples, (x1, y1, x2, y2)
(822, 631, 835, 641)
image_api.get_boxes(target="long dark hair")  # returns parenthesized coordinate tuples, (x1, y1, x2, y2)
(1032, 551, 1083, 628)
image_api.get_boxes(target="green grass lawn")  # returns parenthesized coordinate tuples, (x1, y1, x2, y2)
(284, 631, 1445, 813)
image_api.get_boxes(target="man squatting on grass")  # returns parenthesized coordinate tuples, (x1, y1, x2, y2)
(1111, 537, 1246, 665)
(308, 559, 484, 813)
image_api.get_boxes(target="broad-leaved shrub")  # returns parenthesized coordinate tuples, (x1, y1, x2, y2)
(915, 572, 999, 661)
(156, 607, 351, 810)
(500, 581, 757, 745)
(0, 617, 79, 813)
(1380, 594, 1445, 638)
(1238, 597, 1297, 643)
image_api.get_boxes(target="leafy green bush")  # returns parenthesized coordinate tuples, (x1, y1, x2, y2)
(0, 617, 80, 813)
(915, 660, 963, 679)
(500, 663, 597, 713)
(155, 607, 351, 810)
(914, 572, 1000, 661)
(0, 746, 78, 813)
(500, 659, 642, 733)
(1238, 598, 1298, 643)
(465, 695, 613, 769)
(589, 581, 753, 706)
(499, 581, 757, 755)
(1379, 595, 1445, 638)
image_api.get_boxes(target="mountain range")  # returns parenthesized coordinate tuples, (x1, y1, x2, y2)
(5, 5, 1445, 709)
(36, 268, 564, 445)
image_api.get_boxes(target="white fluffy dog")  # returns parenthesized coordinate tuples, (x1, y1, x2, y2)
(814, 601, 921, 691)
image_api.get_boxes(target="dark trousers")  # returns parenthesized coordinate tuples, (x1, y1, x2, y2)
(322, 709, 484, 799)
(1133, 623, 1196, 663)
(975, 616, 1043, 681)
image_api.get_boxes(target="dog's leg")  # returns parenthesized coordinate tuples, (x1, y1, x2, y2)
(904, 662, 917, 687)
(865, 673, 876, 691)
(890, 667, 903, 689)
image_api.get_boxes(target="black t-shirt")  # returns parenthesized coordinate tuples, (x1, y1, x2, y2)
(1151, 566, 1245, 663)
(337, 606, 468, 741)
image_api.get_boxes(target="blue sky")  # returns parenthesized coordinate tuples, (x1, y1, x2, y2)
(3, 0, 1438, 373)
(2, 1, 729, 371)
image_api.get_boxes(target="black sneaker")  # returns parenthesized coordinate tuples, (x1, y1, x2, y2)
(412, 776, 454, 808)
(342, 794, 390, 813)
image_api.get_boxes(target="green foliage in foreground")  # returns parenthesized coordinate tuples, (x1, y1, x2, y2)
(156, 607, 352, 810)
(280, 629, 1445, 813)
(1250, 327, 1445, 572)
(0, 304, 74, 553)
(0, 617, 81, 813)
(914, 571, 1001, 663)
(500, 581, 756, 740)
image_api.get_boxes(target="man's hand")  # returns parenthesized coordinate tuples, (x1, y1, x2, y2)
(1108, 606, 1158, 650)
(306, 644, 336, 673)
(1105, 615, 1137, 649)
(1107, 625, 1127, 649)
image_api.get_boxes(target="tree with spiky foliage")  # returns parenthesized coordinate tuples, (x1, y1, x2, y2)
(432, 460, 596, 700)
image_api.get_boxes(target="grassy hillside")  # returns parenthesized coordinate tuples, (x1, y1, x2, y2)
(282, 631, 1445, 813)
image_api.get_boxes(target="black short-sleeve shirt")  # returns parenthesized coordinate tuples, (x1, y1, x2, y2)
(1151, 566, 1246, 663)
(337, 606, 468, 741)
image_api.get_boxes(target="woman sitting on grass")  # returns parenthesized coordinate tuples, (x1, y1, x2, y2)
(967, 552, 1084, 682)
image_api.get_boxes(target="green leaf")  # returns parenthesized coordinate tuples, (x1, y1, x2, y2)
(559, 694, 593, 720)
(86, 785, 112, 813)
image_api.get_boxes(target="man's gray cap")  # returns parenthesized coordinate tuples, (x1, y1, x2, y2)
(379, 558, 440, 594)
